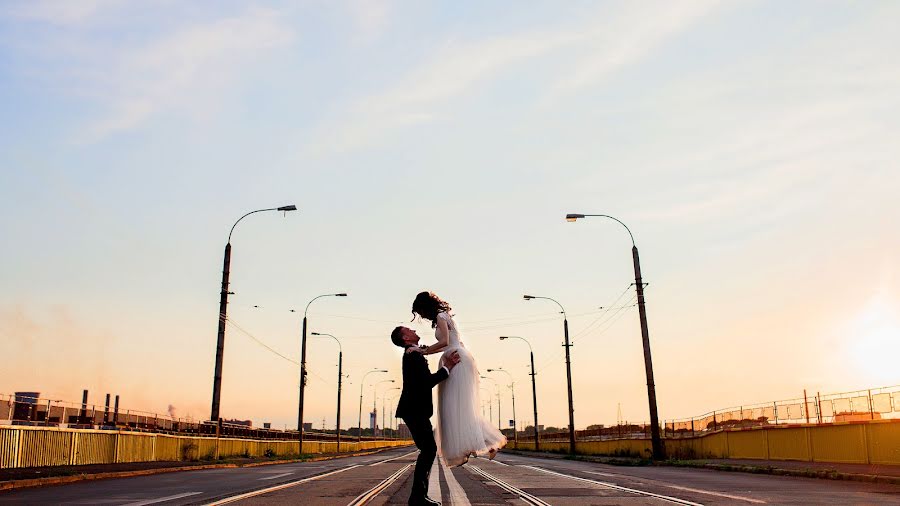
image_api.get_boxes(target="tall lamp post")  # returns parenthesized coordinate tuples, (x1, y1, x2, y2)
(383, 387, 400, 439)
(480, 389, 493, 422)
(373, 379, 395, 438)
(524, 294, 576, 454)
(500, 336, 539, 450)
(311, 332, 343, 451)
(297, 293, 347, 450)
(481, 376, 501, 431)
(488, 368, 516, 444)
(566, 213, 664, 459)
(210, 204, 297, 423)
(358, 369, 387, 442)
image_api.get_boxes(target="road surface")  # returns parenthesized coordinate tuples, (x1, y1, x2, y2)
(1, 446, 898, 505)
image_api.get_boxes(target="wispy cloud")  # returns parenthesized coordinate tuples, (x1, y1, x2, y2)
(76, 7, 293, 143)
(3, 5, 295, 143)
(305, 1, 723, 154)
(3, 0, 123, 26)
(347, 0, 392, 44)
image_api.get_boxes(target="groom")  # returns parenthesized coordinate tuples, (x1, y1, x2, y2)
(391, 326, 460, 506)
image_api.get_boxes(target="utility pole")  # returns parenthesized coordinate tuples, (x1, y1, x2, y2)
(563, 317, 575, 453)
(633, 246, 664, 459)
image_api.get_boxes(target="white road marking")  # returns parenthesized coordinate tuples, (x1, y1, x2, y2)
(521, 465, 704, 506)
(258, 472, 293, 480)
(467, 465, 550, 506)
(441, 459, 471, 506)
(663, 485, 766, 504)
(369, 450, 418, 466)
(204, 465, 359, 505)
(484, 457, 509, 466)
(347, 464, 412, 506)
(123, 492, 202, 506)
(584, 470, 619, 477)
(428, 458, 443, 501)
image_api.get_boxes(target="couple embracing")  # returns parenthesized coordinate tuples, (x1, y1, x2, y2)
(391, 291, 507, 506)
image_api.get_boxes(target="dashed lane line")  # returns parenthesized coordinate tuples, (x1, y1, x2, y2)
(583, 470, 619, 477)
(466, 465, 550, 506)
(122, 492, 202, 506)
(258, 472, 293, 481)
(369, 451, 418, 466)
(346, 464, 412, 506)
(204, 465, 359, 505)
(428, 458, 444, 502)
(521, 465, 704, 506)
(441, 459, 471, 506)
(663, 485, 766, 504)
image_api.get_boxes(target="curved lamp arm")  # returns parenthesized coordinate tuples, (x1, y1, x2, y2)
(566, 213, 635, 247)
(522, 295, 567, 318)
(229, 205, 297, 243)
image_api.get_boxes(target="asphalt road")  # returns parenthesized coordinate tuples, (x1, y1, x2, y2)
(1, 447, 898, 505)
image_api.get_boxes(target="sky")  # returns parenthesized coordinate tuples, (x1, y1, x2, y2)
(1, 0, 898, 431)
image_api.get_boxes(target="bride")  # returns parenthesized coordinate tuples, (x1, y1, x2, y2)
(408, 291, 507, 466)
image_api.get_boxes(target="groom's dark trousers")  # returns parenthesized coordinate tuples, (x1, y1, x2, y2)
(396, 350, 449, 504)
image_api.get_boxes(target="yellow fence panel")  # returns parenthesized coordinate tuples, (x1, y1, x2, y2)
(867, 421, 900, 465)
(73, 432, 116, 465)
(726, 429, 768, 459)
(116, 433, 155, 463)
(18, 429, 71, 467)
(810, 424, 867, 464)
(0, 428, 19, 468)
(154, 435, 180, 461)
(765, 427, 809, 461)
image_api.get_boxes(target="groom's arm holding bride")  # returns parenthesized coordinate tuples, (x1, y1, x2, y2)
(404, 348, 461, 390)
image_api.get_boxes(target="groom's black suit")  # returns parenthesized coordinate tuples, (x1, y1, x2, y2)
(396, 350, 449, 505)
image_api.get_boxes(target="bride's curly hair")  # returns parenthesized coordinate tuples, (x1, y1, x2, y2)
(411, 291, 451, 327)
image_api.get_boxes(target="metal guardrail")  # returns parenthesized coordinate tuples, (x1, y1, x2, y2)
(0, 393, 398, 442)
(517, 384, 900, 442)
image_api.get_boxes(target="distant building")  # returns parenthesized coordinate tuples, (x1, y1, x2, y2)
(370, 410, 377, 430)
(223, 418, 252, 428)
(302, 422, 313, 431)
(397, 423, 411, 439)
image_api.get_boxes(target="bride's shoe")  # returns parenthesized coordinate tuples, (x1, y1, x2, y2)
(488, 448, 498, 460)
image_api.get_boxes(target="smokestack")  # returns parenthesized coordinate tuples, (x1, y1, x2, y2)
(104, 394, 111, 424)
(113, 395, 120, 425)
(80, 390, 88, 423)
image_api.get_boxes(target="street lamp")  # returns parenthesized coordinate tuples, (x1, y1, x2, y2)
(500, 336, 540, 450)
(297, 293, 347, 449)
(210, 205, 297, 423)
(358, 369, 387, 442)
(383, 387, 400, 439)
(566, 213, 664, 459)
(373, 380, 395, 438)
(480, 388, 493, 421)
(481, 375, 501, 431)
(524, 294, 576, 454)
(488, 368, 516, 444)
(311, 332, 343, 452)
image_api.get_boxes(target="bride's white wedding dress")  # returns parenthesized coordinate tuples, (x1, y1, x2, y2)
(434, 312, 507, 466)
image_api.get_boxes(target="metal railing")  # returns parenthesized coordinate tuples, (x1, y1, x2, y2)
(0, 393, 399, 442)
(662, 385, 899, 437)
(518, 384, 900, 442)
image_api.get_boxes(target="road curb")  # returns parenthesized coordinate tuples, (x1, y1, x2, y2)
(0, 445, 414, 492)
(664, 461, 900, 486)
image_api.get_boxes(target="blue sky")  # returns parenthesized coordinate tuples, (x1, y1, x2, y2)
(1, 1, 898, 430)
